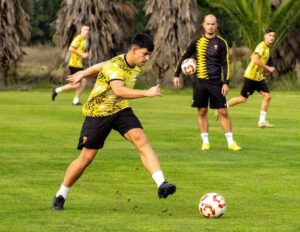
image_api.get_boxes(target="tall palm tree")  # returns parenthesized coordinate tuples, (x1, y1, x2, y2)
(208, 0, 300, 73)
(52, 0, 137, 66)
(145, 0, 201, 87)
(0, 0, 31, 86)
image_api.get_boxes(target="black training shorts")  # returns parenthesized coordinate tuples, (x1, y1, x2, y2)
(77, 107, 143, 150)
(240, 78, 270, 98)
(192, 78, 227, 109)
(69, 66, 83, 75)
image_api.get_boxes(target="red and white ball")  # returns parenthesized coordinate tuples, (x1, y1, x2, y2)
(181, 58, 197, 75)
(199, 192, 227, 218)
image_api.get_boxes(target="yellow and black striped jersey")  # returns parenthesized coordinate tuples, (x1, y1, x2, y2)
(82, 54, 141, 117)
(175, 35, 230, 84)
(244, 41, 270, 81)
(68, 34, 88, 68)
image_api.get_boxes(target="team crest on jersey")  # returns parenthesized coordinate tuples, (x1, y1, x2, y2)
(214, 44, 218, 51)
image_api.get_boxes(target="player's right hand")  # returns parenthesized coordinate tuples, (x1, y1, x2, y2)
(173, 77, 180, 88)
(66, 71, 84, 84)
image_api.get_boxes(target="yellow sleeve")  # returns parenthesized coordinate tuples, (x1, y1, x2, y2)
(70, 35, 81, 49)
(254, 42, 265, 57)
(103, 62, 124, 82)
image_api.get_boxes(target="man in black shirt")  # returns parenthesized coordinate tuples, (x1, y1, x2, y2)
(174, 14, 241, 151)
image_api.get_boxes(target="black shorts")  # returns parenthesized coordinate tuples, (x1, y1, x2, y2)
(192, 78, 227, 109)
(69, 66, 83, 75)
(241, 78, 270, 98)
(77, 108, 143, 150)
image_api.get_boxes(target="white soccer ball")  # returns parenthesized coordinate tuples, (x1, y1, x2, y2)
(199, 192, 227, 218)
(181, 58, 197, 75)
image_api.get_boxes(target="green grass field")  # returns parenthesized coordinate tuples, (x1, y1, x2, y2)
(0, 88, 299, 232)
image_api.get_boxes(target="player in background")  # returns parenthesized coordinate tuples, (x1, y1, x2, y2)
(52, 22, 90, 105)
(227, 29, 276, 128)
(52, 33, 176, 211)
(174, 14, 241, 151)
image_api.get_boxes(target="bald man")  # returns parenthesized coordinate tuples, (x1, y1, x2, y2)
(174, 14, 241, 151)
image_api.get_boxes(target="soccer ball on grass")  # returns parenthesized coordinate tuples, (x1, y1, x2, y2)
(199, 192, 227, 218)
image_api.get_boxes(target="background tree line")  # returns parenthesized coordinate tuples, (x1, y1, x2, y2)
(1, 0, 300, 88)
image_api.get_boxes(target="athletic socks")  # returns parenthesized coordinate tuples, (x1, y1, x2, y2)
(57, 172, 166, 197)
(201, 133, 209, 144)
(73, 97, 80, 105)
(152, 170, 165, 188)
(56, 184, 70, 199)
(259, 111, 267, 123)
(225, 132, 234, 146)
(55, 87, 63, 93)
(54, 87, 80, 104)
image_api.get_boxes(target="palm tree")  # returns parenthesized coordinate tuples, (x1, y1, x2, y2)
(208, 0, 300, 73)
(0, 0, 31, 86)
(52, 0, 137, 66)
(145, 0, 201, 87)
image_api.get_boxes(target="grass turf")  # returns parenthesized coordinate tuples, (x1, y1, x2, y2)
(0, 88, 299, 231)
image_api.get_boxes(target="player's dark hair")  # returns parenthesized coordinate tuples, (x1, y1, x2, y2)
(264, 28, 275, 34)
(130, 33, 154, 52)
(81, 21, 91, 28)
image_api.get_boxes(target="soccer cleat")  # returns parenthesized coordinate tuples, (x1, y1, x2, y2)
(201, 143, 210, 150)
(228, 142, 242, 151)
(258, 121, 274, 128)
(158, 181, 176, 199)
(52, 195, 65, 210)
(72, 102, 82, 106)
(52, 89, 58, 101)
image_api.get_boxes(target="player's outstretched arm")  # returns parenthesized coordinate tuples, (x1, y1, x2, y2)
(67, 62, 107, 84)
(110, 80, 161, 99)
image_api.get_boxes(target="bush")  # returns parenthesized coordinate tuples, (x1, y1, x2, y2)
(15, 44, 66, 85)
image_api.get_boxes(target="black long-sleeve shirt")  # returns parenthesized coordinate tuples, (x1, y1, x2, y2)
(175, 35, 230, 84)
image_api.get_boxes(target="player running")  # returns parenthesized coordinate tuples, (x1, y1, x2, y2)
(227, 29, 276, 128)
(52, 22, 90, 105)
(174, 14, 241, 151)
(52, 33, 176, 211)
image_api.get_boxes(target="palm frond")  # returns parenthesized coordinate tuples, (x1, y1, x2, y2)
(209, 0, 271, 50)
(270, 0, 300, 73)
(270, 0, 300, 49)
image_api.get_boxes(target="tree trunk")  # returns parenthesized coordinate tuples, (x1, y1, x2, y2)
(52, 0, 137, 66)
(2, 64, 9, 87)
(145, 0, 201, 88)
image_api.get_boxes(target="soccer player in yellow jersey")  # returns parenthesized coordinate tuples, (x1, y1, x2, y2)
(227, 29, 276, 128)
(174, 14, 241, 151)
(52, 23, 90, 105)
(52, 33, 176, 211)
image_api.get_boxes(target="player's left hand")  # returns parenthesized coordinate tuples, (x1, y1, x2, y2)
(221, 84, 229, 96)
(146, 84, 162, 97)
(267, 66, 276, 73)
(67, 71, 84, 84)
